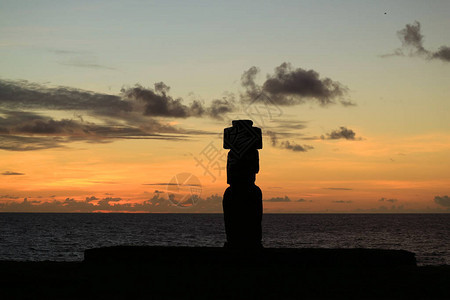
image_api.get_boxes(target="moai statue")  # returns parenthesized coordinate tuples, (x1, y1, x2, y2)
(223, 120, 263, 248)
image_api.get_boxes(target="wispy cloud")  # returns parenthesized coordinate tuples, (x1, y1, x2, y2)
(382, 21, 450, 63)
(0, 80, 224, 151)
(266, 130, 313, 152)
(1, 171, 25, 175)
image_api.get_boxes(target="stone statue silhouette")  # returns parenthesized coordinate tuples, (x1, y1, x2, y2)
(223, 120, 263, 248)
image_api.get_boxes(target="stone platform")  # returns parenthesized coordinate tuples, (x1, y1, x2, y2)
(84, 246, 417, 267)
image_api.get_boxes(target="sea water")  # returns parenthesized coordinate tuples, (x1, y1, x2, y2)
(0, 213, 448, 265)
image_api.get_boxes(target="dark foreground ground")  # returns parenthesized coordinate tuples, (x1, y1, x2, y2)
(1, 246, 449, 299)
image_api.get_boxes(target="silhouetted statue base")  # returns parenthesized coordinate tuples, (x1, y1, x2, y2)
(223, 183, 263, 248)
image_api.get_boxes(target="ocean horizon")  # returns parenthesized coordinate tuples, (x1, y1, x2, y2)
(0, 213, 448, 266)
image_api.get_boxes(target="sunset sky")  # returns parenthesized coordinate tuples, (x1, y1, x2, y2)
(1, 0, 449, 213)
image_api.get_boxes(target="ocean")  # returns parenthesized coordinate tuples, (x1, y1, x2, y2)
(0, 213, 448, 265)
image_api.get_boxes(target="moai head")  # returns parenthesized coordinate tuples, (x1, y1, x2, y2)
(223, 120, 262, 157)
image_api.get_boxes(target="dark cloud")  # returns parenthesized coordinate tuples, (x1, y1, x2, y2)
(379, 197, 398, 203)
(241, 63, 350, 106)
(121, 84, 202, 118)
(431, 46, 450, 61)
(121, 83, 236, 119)
(1, 171, 25, 175)
(397, 21, 428, 55)
(384, 21, 450, 62)
(434, 195, 450, 207)
(0, 79, 131, 115)
(0, 61, 352, 152)
(241, 66, 261, 99)
(280, 141, 313, 152)
(266, 130, 313, 152)
(321, 127, 360, 140)
(0, 80, 224, 151)
(207, 98, 236, 120)
(0, 109, 190, 151)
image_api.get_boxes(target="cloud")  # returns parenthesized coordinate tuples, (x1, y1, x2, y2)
(121, 83, 236, 119)
(266, 130, 278, 147)
(240, 66, 261, 99)
(0, 194, 224, 213)
(0, 109, 190, 151)
(266, 130, 313, 152)
(0, 195, 20, 199)
(121, 83, 203, 118)
(431, 46, 450, 61)
(85, 196, 99, 202)
(324, 188, 353, 191)
(296, 198, 312, 202)
(332, 200, 353, 203)
(383, 21, 450, 62)
(264, 196, 291, 202)
(0, 134, 65, 151)
(49, 49, 117, 70)
(0, 79, 233, 122)
(280, 141, 313, 152)
(321, 127, 360, 140)
(97, 197, 122, 206)
(379, 197, 398, 203)
(434, 195, 450, 207)
(269, 119, 308, 131)
(1, 171, 25, 175)
(397, 21, 428, 55)
(0, 80, 223, 151)
(0, 61, 353, 152)
(0, 79, 131, 115)
(207, 98, 236, 120)
(241, 63, 350, 106)
(60, 61, 116, 70)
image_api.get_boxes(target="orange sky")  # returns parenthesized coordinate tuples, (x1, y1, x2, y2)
(1, 2, 450, 213)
